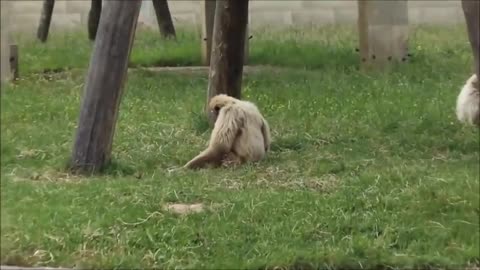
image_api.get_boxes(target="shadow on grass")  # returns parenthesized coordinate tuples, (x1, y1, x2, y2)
(64, 158, 137, 178)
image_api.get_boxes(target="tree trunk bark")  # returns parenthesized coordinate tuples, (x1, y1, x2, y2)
(205, 0, 249, 123)
(88, 0, 102, 41)
(37, 0, 55, 42)
(152, 0, 176, 39)
(461, 0, 480, 78)
(70, 0, 141, 174)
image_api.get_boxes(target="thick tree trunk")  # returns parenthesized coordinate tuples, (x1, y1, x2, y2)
(461, 0, 480, 78)
(37, 0, 55, 42)
(70, 0, 141, 174)
(152, 0, 176, 39)
(206, 0, 249, 123)
(88, 0, 102, 41)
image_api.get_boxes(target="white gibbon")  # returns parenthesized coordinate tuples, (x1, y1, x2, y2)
(184, 94, 271, 169)
(456, 73, 479, 127)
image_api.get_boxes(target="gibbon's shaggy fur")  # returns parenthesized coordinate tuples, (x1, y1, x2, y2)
(456, 74, 479, 127)
(184, 94, 271, 169)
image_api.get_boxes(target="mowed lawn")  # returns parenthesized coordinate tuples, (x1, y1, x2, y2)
(1, 25, 479, 269)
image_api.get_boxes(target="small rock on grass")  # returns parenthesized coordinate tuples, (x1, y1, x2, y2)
(163, 203, 205, 215)
(163, 202, 223, 216)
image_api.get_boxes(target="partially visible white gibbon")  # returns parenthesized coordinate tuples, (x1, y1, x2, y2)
(184, 94, 271, 169)
(456, 73, 479, 127)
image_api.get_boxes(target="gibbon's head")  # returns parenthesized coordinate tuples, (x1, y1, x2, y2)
(209, 94, 237, 120)
(466, 74, 478, 89)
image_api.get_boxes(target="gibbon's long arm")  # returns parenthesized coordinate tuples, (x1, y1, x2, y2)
(261, 118, 271, 152)
(184, 105, 245, 169)
(183, 147, 224, 169)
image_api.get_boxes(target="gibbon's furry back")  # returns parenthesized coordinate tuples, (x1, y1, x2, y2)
(456, 74, 479, 127)
(184, 94, 271, 169)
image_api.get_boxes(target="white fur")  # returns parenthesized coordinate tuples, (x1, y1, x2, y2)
(456, 74, 479, 126)
(184, 95, 271, 169)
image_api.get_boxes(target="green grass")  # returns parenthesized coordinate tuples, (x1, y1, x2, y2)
(15, 25, 360, 74)
(1, 25, 479, 269)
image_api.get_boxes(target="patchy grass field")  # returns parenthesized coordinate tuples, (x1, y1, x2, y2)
(1, 25, 479, 269)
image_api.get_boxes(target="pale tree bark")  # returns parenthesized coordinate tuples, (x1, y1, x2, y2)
(201, 0, 216, 65)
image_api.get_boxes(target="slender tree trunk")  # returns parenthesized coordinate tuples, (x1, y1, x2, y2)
(152, 0, 176, 39)
(88, 0, 102, 41)
(9, 44, 18, 81)
(357, 0, 368, 64)
(37, 0, 55, 42)
(205, 0, 249, 123)
(461, 0, 480, 78)
(201, 0, 216, 65)
(70, 0, 141, 174)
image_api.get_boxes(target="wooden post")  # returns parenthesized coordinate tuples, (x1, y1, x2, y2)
(37, 0, 55, 42)
(244, 23, 250, 65)
(357, 0, 409, 70)
(461, 0, 479, 79)
(1, 0, 12, 84)
(205, 0, 249, 123)
(357, 0, 369, 66)
(152, 0, 176, 39)
(0, 36, 9, 84)
(88, 0, 102, 41)
(9, 44, 18, 81)
(201, 0, 216, 66)
(70, 0, 142, 174)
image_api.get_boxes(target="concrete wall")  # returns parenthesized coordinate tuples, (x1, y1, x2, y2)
(5, 0, 466, 34)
